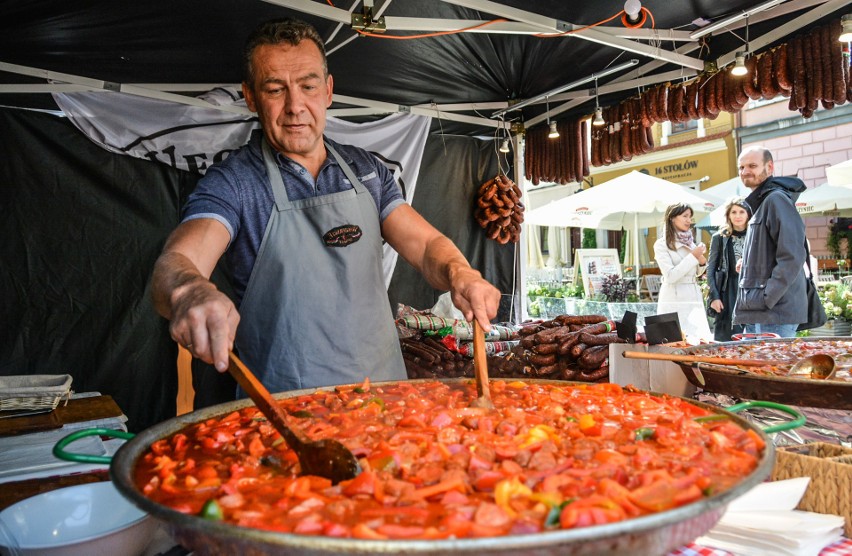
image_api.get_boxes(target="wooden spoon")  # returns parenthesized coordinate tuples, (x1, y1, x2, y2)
(470, 320, 494, 409)
(227, 351, 360, 484)
(621, 351, 785, 368)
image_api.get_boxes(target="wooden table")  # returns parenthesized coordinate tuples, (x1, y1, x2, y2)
(0, 395, 125, 510)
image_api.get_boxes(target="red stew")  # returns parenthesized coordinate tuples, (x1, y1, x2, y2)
(135, 380, 763, 539)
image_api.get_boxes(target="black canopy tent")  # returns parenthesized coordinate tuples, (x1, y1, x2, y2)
(2, 1, 850, 430)
(3, 0, 850, 134)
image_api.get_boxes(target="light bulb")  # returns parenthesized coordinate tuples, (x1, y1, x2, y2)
(840, 14, 852, 42)
(624, 0, 642, 23)
(593, 107, 605, 126)
(731, 52, 748, 76)
(548, 121, 560, 139)
(499, 139, 510, 153)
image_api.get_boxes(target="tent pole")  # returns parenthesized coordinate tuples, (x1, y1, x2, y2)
(634, 212, 641, 298)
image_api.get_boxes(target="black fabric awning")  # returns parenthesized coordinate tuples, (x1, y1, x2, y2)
(2, 1, 849, 135)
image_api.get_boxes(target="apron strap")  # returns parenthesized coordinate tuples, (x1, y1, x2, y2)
(261, 139, 292, 212)
(262, 138, 369, 212)
(325, 142, 369, 196)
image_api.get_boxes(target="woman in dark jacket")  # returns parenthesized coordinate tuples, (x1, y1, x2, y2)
(706, 197, 752, 341)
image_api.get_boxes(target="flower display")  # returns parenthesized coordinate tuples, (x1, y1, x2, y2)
(818, 282, 852, 320)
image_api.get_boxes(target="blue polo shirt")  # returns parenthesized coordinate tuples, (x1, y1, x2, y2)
(182, 130, 406, 303)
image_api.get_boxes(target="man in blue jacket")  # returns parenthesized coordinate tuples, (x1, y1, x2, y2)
(732, 146, 808, 337)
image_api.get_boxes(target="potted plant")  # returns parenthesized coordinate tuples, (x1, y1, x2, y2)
(597, 274, 639, 303)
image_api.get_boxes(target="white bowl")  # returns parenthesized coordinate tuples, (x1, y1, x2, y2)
(0, 481, 156, 556)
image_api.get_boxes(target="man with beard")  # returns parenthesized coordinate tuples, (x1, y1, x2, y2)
(732, 146, 808, 337)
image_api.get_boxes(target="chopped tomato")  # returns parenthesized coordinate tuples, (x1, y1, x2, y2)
(134, 380, 762, 541)
(628, 479, 680, 512)
(341, 470, 377, 496)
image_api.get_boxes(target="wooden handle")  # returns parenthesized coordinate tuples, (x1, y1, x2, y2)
(227, 351, 302, 448)
(472, 321, 492, 402)
(621, 351, 782, 367)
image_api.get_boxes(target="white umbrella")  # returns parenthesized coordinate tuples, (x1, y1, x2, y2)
(525, 171, 716, 290)
(698, 180, 852, 230)
(795, 182, 852, 216)
(700, 176, 751, 204)
(525, 171, 716, 229)
(826, 159, 852, 188)
(695, 177, 750, 229)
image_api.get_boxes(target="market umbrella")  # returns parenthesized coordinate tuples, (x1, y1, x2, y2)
(795, 182, 852, 216)
(700, 177, 751, 204)
(525, 171, 716, 291)
(826, 158, 852, 188)
(695, 177, 750, 229)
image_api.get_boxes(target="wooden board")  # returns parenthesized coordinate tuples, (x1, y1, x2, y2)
(679, 363, 852, 409)
(0, 395, 124, 437)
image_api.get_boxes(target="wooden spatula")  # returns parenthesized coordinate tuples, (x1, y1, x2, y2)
(470, 320, 494, 409)
(227, 351, 360, 484)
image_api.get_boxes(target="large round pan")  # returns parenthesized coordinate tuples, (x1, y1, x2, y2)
(60, 379, 790, 556)
(675, 337, 852, 409)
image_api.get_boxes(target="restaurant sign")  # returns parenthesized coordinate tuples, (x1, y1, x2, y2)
(651, 158, 700, 182)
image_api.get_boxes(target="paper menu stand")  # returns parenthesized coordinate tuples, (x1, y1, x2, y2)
(644, 312, 683, 345)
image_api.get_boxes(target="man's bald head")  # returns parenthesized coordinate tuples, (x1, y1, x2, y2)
(738, 146, 774, 190)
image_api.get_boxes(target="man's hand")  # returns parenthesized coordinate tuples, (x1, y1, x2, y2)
(710, 299, 724, 313)
(151, 218, 235, 372)
(448, 266, 501, 331)
(168, 279, 239, 372)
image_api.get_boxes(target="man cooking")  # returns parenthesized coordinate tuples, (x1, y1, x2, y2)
(152, 17, 500, 394)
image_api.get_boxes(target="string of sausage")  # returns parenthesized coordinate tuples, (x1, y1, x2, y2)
(583, 18, 848, 171)
(474, 174, 524, 244)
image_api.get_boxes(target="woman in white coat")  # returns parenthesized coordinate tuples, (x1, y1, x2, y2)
(653, 203, 712, 342)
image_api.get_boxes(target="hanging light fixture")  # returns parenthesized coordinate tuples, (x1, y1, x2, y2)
(499, 139, 511, 153)
(548, 121, 560, 139)
(730, 16, 751, 78)
(840, 14, 852, 42)
(623, 0, 642, 24)
(546, 96, 559, 139)
(592, 77, 605, 126)
(731, 51, 748, 76)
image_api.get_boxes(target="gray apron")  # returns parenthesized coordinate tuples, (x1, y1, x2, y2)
(234, 139, 405, 394)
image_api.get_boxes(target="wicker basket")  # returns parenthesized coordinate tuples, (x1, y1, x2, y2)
(770, 442, 852, 536)
(0, 374, 73, 412)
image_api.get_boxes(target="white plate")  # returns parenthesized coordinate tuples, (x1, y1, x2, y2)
(0, 481, 156, 556)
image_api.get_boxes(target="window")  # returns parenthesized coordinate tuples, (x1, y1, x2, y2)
(671, 119, 698, 134)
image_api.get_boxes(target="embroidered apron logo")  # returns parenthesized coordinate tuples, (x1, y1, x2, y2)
(323, 224, 363, 247)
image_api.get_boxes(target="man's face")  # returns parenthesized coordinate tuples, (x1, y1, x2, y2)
(242, 40, 333, 165)
(738, 150, 773, 189)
